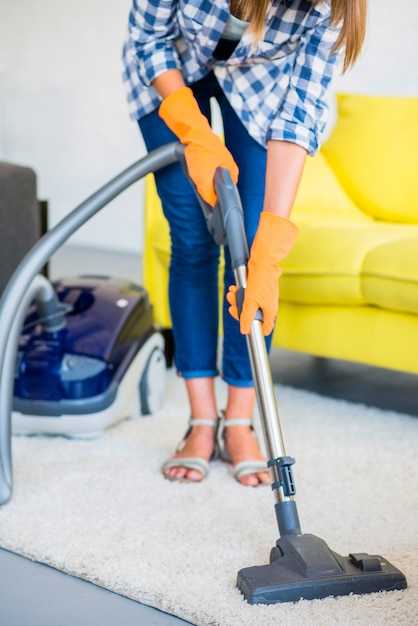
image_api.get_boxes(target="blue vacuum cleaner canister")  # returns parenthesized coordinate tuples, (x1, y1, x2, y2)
(12, 275, 166, 438)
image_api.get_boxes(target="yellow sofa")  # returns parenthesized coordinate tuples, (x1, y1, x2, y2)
(143, 94, 418, 375)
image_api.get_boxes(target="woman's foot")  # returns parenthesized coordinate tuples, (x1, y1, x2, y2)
(222, 418, 270, 487)
(162, 419, 219, 482)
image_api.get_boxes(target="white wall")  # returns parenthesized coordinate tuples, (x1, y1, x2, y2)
(0, 0, 145, 252)
(334, 0, 418, 96)
(0, 0, 417, 253)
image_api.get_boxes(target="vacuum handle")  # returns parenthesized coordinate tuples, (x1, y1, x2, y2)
(177, 155, 228, 246)
(213, 168, 248, 270)
(212, 168, 290, 504)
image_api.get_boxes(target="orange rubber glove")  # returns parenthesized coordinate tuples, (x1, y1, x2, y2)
(159, 87, 238, 206)
(226, 212, 298, 335)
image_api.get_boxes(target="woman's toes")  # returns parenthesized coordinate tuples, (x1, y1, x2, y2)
(239, 471, 270, 487)
(184, 469, 204, 482)
(163, 466, 203, 482)
(258, 471, 270, 484)
(239, 473, 260, 487)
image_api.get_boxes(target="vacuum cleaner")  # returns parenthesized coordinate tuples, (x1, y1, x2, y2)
(13, 274, 166, 438)
(0, 144, 181, 488)
(0, 143, 407, 605)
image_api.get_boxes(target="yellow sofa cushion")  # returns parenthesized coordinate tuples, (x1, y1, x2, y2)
(362, 236, 418, 315)
(274, 301, 418, 375)
(281, 222, 418, 306)
(322, 94, 418, 223)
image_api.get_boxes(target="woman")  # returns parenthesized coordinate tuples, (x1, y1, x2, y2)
(122, 0, 367, 486)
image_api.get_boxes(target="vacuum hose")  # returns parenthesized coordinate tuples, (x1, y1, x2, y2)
(0, 142, 184, 505)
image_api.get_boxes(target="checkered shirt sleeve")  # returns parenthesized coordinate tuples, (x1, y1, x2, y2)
(267, 18, 339, 153)
(122, 0, 183, 117)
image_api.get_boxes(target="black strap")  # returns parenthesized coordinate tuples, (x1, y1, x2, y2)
(213, 38, 239, 60)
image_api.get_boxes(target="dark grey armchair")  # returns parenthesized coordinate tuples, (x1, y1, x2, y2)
(0, 161, 46, 295)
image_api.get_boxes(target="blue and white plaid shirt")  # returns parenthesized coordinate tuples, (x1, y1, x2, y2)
(122, 0, 340, 155)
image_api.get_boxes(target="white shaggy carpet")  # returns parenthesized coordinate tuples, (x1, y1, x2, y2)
(0, 369, 417, 625)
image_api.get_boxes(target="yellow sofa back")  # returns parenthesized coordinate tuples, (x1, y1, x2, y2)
(321, 94, 418, 223)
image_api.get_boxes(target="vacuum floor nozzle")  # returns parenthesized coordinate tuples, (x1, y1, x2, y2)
(237, 533, 407, 604)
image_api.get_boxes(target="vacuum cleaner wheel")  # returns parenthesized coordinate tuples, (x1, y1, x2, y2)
(140, 346, 166, 415)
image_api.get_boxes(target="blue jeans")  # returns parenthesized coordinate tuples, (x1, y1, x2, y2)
(139, 72, 271, 387)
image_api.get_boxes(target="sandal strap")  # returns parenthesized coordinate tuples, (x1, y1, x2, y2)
(233, 460, 268, 482)
(162, 456, 210, 478)
(174, 416, 221, 460)
(223, 418, 253, 428)
(219, 415, 261, 470)
(189, 418, 219, 427)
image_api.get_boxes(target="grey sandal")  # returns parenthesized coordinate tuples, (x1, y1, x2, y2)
(219, 416, 269, 484)
(162, 417, 220, 482)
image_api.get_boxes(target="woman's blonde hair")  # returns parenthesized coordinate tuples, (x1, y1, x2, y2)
(233, 0, 367, 72)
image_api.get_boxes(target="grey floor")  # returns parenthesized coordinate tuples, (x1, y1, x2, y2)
(1, 245, 417, 625)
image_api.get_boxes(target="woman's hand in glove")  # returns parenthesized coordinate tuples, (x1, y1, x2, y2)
(159, 87, 238, 207)
(226, 212, 298, 336)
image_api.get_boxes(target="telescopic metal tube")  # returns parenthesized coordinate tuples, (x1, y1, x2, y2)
(232, 267, 288, 504)
(215, 168, 292, 505)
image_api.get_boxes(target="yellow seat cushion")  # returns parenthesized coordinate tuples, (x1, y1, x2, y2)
(274, 302, 418, 375)
(281, 222, 418, 306)
(362, 235, 418, 315)
(322, 94, 418, 223)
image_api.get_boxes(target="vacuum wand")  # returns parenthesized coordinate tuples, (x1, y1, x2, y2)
(213, 167, 301, 535)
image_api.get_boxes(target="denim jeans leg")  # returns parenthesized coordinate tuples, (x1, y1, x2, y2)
(139, 111, 220, 378)
(218, 93, 273, 387)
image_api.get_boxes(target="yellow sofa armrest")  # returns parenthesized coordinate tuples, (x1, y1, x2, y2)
(144, 174, 172, 328)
